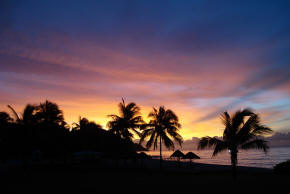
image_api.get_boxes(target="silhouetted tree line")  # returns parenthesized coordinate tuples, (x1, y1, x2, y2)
(0, 99, 275, 180)
(0, 98, 184, 163)
(0, 100, 149, 162)
(274, 160, 290, 173)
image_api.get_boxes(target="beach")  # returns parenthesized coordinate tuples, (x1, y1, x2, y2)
(147, 146, 290, 169)
(0, 158, 287, 193)
(116, 157, 273, 173)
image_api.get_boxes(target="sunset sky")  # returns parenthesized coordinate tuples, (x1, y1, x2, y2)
(0, 0, 290, 139)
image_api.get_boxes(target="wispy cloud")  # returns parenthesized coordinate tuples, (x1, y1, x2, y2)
(1, 0, 290, 139)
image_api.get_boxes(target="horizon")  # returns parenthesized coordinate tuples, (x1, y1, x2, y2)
(1, 0, 290, 139)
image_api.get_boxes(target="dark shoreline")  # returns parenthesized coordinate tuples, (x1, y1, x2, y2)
(131, 158, 273, 173)
(0, 158, 273, 174)
(1, 159, 284, 193)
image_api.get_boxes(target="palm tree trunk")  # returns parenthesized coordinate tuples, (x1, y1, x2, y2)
(159, 136, 162, 168)
(230, 149, 238, 181)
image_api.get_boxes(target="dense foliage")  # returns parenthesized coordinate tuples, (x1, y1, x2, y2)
(0, 100, 143, 161)
(139, 106, 183, 168)
(274, 160, 290, 173)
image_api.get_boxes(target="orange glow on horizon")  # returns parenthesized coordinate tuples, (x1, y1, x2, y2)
(1, 98, 225, 140)
(3, 93, 283, 140)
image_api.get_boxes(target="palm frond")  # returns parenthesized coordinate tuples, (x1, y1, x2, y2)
(7, 105, 20, 122)
(161, 133, 174, 150)
(130, 116, 144, 124)
(235, 114, 259, 143)
(72, 122, 80, 128)
(213, 141, 228, 156)
(107, 114, 120, 120)
(198, 136, 223, 150)
(231, 108, 254, 134)
(130, 127, 141, 137)
(22, 104, 36, 123)
(252, 125, 273, 136)
(146, 130, 156, 149)
(166, 129, 183, 146)
(139, 128, 153, 144)
(165, 109, 178, 122)
(148, 107, 158, 119)
(240, 139, 269, 152)
(221, 111, 232, 139)
(236, 114, 272, 144)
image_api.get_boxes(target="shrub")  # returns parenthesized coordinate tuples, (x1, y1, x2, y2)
(274, 160, 290, 173)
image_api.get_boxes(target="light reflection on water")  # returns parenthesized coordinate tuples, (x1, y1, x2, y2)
(146, 147, 290, 169)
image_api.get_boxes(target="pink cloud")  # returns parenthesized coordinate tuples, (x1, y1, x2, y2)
(1, 29, 290, 138)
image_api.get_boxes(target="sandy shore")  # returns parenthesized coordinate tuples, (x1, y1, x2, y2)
(0, 158, 285, 193)
(107, 158, 272, 173)
(0, 157, 272, 173)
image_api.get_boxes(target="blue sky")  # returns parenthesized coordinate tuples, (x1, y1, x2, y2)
(1, 0, 290, 138)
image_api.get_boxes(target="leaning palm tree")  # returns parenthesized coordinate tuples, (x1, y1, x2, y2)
(198, 108, 272, 180)
(107, 98, 144, 141)
(7, 104, 37, 144)
(8, 104, 37, 125)
(7, 104, 37, 166)
(7, 104, 37, 142)
(139, 106, 183, 168)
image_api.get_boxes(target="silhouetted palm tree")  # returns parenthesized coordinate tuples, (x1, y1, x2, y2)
(35, 100, 66, 127)
(72, 116, 103, 133)
(72, 117, 89, 131)
(32, 101, 68, 159)
(107, 98, 144, 141)
(139, 106, 183, 168)
(198, 108, 272, 181)
(7, 104, 37, 160)
(0, 100, 146, 162)
(0, 111, 13, 141)
(8, 104, 37, 126)
(0, 112, 13, 126)
(72, 117, 104, 151)
(0, 112, 13, 162)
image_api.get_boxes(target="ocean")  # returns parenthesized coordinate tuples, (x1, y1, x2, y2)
(146, 146, 290, 169)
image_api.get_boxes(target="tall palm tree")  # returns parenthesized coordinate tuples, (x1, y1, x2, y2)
(139, 106, 183, 168)
(35, 100, 66, 127)
(6, 104, 38, 165)
(198, 108, 272, 180)
(29, 101, 68, 157)
(107, 98, 144, 141)
(72, 117, 104, 151)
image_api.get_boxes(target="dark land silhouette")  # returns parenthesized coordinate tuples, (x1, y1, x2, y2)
(0, 100, 289, 193)
(0, 100, 146, 165)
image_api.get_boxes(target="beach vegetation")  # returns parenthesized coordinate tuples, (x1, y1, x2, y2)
(139, 106, 183, 168)
(198, 108, 272, 180)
